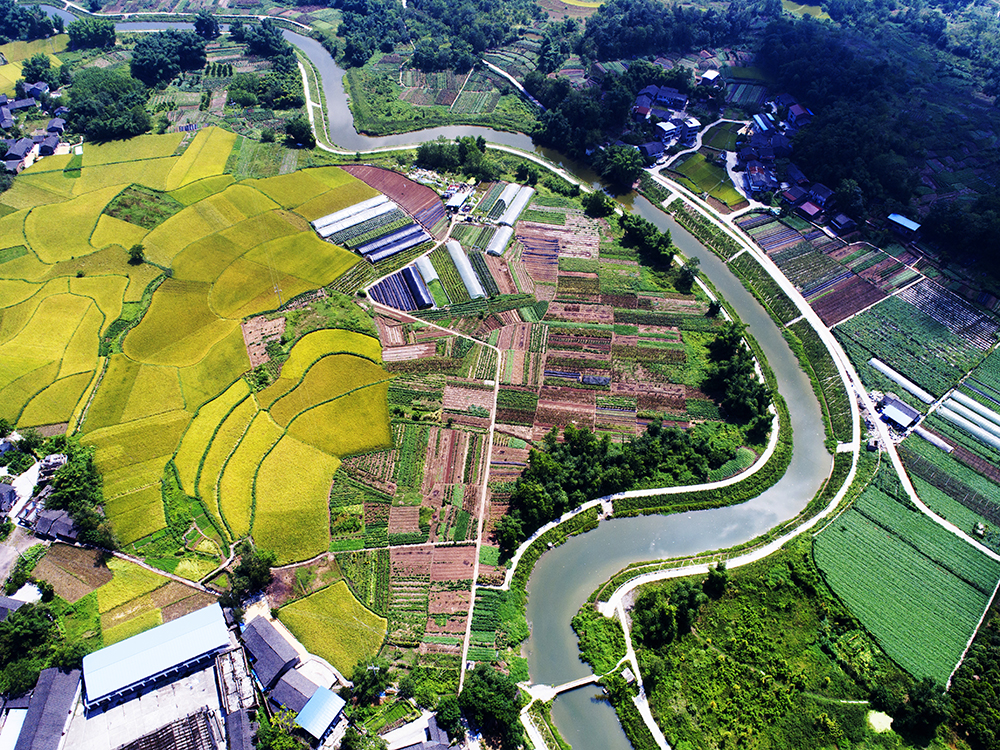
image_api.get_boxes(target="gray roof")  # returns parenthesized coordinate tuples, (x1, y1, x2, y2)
(14, 668, 81, 750)
(83, 603, 230, 706)
(5, 138, 32, 159)
(0, 483, 16, 513)
(34, 509, 77, 541)
(225, 709, 255, 750)
(46, 118, 64, 131)
(0, 595, 24, 622)
(399, 717, 450, 750)
(270, 669, 318, 713)
(883, 396, 919, 427)
(9, 98, 36, 111)
(241, 617, 298, 688)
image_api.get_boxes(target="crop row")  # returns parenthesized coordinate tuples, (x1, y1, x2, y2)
(469, 252, 500, 296)
(473, 347, 498, 380)
(668, 199, 743, 261)
(476, 183, 505, 216)
(328, 208, 407, 247)
(729, 253, 800, 324)
(430, 247, 472, 305)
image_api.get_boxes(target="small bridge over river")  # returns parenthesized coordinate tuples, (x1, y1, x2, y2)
(519, 673, 601, 703)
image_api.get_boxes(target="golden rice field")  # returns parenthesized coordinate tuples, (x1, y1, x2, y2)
(0, 129, 396, 559)
(278, 581, 387, 673)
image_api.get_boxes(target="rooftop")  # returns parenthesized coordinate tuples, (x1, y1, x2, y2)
(295, 687, 345, 739)
(83, 604, 230, 706)
(888, 213, 921, 232)
(241, 616, 298, 688)
(14, 668, 81, 750)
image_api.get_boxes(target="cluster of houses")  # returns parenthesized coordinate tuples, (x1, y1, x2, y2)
(1, 82, 68, 173)
(629, 83, 706, 163)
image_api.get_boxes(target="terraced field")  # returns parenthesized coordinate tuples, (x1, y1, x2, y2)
(0, 129, 396, 566)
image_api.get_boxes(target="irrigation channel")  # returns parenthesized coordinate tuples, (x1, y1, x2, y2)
(42, 11, 835, 746)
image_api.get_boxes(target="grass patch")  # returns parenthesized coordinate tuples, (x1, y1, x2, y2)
(103, 185, 185, 231)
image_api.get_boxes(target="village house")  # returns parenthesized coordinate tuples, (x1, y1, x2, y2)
(809, 183, 834, 207)
(46, 117, 65, 134)
(887, 213, 921, 240)
(4, 137, 36, 173)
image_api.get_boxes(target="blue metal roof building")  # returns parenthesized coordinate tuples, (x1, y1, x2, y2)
(82, 603, 230, 709)
(294, 687, 346, 740)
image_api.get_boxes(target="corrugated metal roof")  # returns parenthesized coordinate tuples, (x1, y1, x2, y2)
(294, 687, 345, 739)
(888, 213, 921, 232)
(14, 668, 80, 750)
(83, 604, 229, 705)
(882, 396, 919, 427)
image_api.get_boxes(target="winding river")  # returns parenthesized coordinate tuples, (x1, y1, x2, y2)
(43, 11, 834, 746)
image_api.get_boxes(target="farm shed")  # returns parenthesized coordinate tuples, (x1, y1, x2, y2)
(270, 670, 318, 713)
(887, 213, 921, 239)
(486, 225, 514, 256)
(13, 668, 80, 750)
(880, 395, 919, 429)
(499, 185, 535, 226)
(225, 709, 255, 750)
(700, 69, 721, 86)
(242, 616, 299, 689)
(82, 603, 230, 709)
(446, 240, 486, 299)
(445, 191, 468, 212)
(809, 183, 833, 206)
(294, 687, 346, 740)
(796, 201, 822, 220)
(0, 594, 23, 622)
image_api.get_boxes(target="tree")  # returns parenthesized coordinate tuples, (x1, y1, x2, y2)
(193, 10, 220, 40)
(284, 114, 315, 149)
(0, 0, 55, 44)
(597, 144, 644, 189)
(19, 54, 60, 90)
(350, 657, 393, 705)
(130, 30, 206, 88)
(677, 257, 700, 292)
(69, 68, 151, 141)
(436, 694, 464, 740)
(703, 561, 728, 599)
(459, 664, 524, 750)
(67, 16, 116, 50)
(255, 709, 299, 750)
(582, 190, 615, 217)
(341, 727, 387, 750)
(631, 586, 677, 648)
(219, 542, 276, 607)
(894, 678, 951, 745)
(127, 244, 145, 265)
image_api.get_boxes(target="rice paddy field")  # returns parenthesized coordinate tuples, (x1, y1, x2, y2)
(669, 153, 744, 207)
(278, 580, 388, 673)
(0, 129, 402, 567)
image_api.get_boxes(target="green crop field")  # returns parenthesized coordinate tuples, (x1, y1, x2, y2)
(815, 469, 1000, 683)
(671, 153, 744, 207)
(254, 435, 340, 563)
(278, 581, 387, 672)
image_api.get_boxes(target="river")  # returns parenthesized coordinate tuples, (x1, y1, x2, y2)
(43, 11, 833, 747)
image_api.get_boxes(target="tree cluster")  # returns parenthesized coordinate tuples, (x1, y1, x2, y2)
(458, 664, 523, 750)
(495, 419, 753, 556)
(233, 19, 297, 74)
(415, 136, 500, 182)
(619, 213, 674, 266)
(227, 71, 304, 110)
(44, 437, 117, 549)
(219, 542, 276, 608)
(0, 603, 86, 696)
(702, 322, 771, 436)
(67, 17, 116, 50)
(17, 54, 66, 94)
(0, 0, 56, 44)
(193, 10, 220, 40)
(348, 657, 393, 705)
(130, 30, 207, 88)
(632, 580, 708, 649)
(949, 606, 1000, 750)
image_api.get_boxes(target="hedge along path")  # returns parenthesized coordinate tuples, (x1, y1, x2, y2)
(90, 214, 149, 253)
(123, 279, 238, 367)
(218, 410, 284, 539)
(287, 380, 393, 458)
(199, 396, 259, 539)
(176, 327, 250, 412)
(252, 433, 341, 564)
(23, 184, 125, 263)
(164, 127, 237, 191)
(270, 354, 390, 427)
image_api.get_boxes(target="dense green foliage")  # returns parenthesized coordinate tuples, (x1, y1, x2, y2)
(458, 664, 523, 750)
(350, 657, 394, 705)
(44, 437, 116, 549)
(496, 412, 759, 556)
(702, 322, 771, 434)
(951, 604, 1000, 750)
(227, 71, 304, 110)
(193, 10, 220, 40)
(67, 17, 116, 50)
(69, 68, 151, 141)
(130, 30, 207, 88)
(219, 542, 276, 608)
(416, 136, 500, 182)
(0, 0, 56, 43)
(18, 54, 64, 92)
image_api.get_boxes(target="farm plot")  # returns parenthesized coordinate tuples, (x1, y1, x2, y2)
(897, 279, 1000, 351)
(341, 165, 447, 237)
(814, 467, 1000, 684)
(771, 242, 849, 294)
(834, 295, 987, 397)
(279, 581, 387, 673)
(451, 71, 503, 115)
(670, 153, 744, 207)
(725, 82, 768, 108)
(807, 275, 886, 327)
